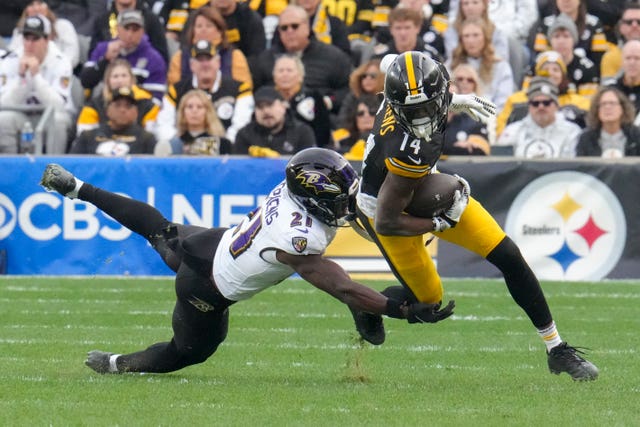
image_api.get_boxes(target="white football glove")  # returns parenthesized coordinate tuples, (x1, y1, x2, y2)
(432, 175, 470, 232)
(450, 93, 497, 123)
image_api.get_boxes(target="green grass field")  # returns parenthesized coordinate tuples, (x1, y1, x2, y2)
(1, 277, 638, 426)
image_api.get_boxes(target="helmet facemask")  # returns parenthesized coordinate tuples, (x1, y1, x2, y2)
(383, 52, 450, 140)
(286, 148, 360, 227)
(390, 94, 448, 140)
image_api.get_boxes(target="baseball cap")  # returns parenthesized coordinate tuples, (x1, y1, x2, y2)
(191, 39, 217, 58)
(534, 50, 567, 76)
(547, 13, 579, 44)
(22, 15, 51, 38)
(254, 86, 284, 104)
(109, 87, 137, 105)
(526, 76, 558, 102)
(117, 9, 144, 27)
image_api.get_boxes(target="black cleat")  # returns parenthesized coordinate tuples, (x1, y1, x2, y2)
(40, 163, 76, 197)
(349, 306, 385, 345)
(85, 350, 117, 374)
(547, 342, 599, 381)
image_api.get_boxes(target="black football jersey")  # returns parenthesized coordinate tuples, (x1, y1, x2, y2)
(360, 101, 444, 198)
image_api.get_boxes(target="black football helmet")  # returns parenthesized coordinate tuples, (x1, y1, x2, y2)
(384, 51, 451, 139)
(285, 148, 359, 226)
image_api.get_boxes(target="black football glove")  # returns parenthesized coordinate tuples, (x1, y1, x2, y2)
(406, 300, 455, 324)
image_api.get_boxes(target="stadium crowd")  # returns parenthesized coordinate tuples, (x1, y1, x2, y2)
(1, 0, 640, 158)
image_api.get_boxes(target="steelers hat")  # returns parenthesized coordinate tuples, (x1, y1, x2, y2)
(526, 76, 558, 102)
(23, 15, 51, 38)
(191, 39, 217, 58)
(109, 87, 137, 104)
(534, 50, 567, 76)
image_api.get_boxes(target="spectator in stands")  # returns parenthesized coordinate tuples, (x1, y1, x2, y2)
(288, 0, 351, 56)
(498, 50, 590, 136)
(604, 39, 640, 114)
(69, 86, 157, 155)
(337, 58, 385, 129)
(155, 40, 253, 147)
(546, 13, 599, 97)
(531, 0, 608, 68)
(76, 58, 158, 135)
(168, 88, 231, 155)
(347, 0, 397, 49)
(272, 54, 332, 147)
(444, 63, 491, 155)
(0, 15, 75, 154)
(332, 93, 380, 159)
(81, 9, 167, 103)
(210, 0, 266, 61)
(448, 17, 515, 110)
(162, 0, 209, 38)
(350, 0, 450, 50)
(448, 0, 538, 47)
(371, 7, 444, 63)
(576, 86, 640, 157)
(234, 86, 316, 157)
(166, 6, 252, 89)
(582, 0, 626, 45)
(249, 5, 352, 114)
(444, 0, 527, 87)
(496, 76, 581, 158)
(9, 0, 81, 68)
(89, 0, 169, 64)
(245, 0, 288, 49)
(378, 0, 449, 44)
(601, 3, 640, 79)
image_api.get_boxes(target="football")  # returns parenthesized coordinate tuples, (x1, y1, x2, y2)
(405, 173, 463, 218)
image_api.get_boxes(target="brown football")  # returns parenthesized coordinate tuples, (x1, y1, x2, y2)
(405, 173, 463, 218)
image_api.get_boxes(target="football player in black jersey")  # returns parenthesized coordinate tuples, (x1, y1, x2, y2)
(351, 51, 599, 381)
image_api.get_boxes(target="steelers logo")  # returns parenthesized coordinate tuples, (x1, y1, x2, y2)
(505, 171, 626, 280)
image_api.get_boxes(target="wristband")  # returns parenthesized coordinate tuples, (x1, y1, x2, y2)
(385, 298, 405, 319)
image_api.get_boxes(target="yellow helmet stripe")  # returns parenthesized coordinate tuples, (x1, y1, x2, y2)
(404, 53, 418, 95)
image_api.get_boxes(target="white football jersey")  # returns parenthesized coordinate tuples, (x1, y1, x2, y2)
(213, 181, 337, 301)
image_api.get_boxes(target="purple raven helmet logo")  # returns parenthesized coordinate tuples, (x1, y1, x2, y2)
(295, 171, 341, 195)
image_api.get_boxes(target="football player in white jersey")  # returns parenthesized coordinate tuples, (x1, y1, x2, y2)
(39, 148, 452, 374)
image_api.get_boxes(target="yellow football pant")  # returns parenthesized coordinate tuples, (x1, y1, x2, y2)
(362, 197, 506, 303)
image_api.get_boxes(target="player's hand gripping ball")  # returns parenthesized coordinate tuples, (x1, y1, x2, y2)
(404, 173, 466, 218)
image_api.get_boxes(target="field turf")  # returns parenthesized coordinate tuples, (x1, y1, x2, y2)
(1, 277, 637, 426)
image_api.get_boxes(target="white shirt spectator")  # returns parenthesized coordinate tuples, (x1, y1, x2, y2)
(496, 112, 581, 158)
(9, 16, 80, 67)
(448, 0, 539, 43)
(0, 16, 75, 154)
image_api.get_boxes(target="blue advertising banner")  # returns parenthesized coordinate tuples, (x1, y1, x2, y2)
(0, 156, 288, 275)
(2, 156, 640, 280)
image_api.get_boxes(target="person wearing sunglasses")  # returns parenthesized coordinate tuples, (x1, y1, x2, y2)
(496, 76, 581, 158)
(336, 59, 385, 129)
(248, 5, 352, 114)
(332, 93, 381, 158)
(601, 3, 640, 79)
(497, 50, 590, 137)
